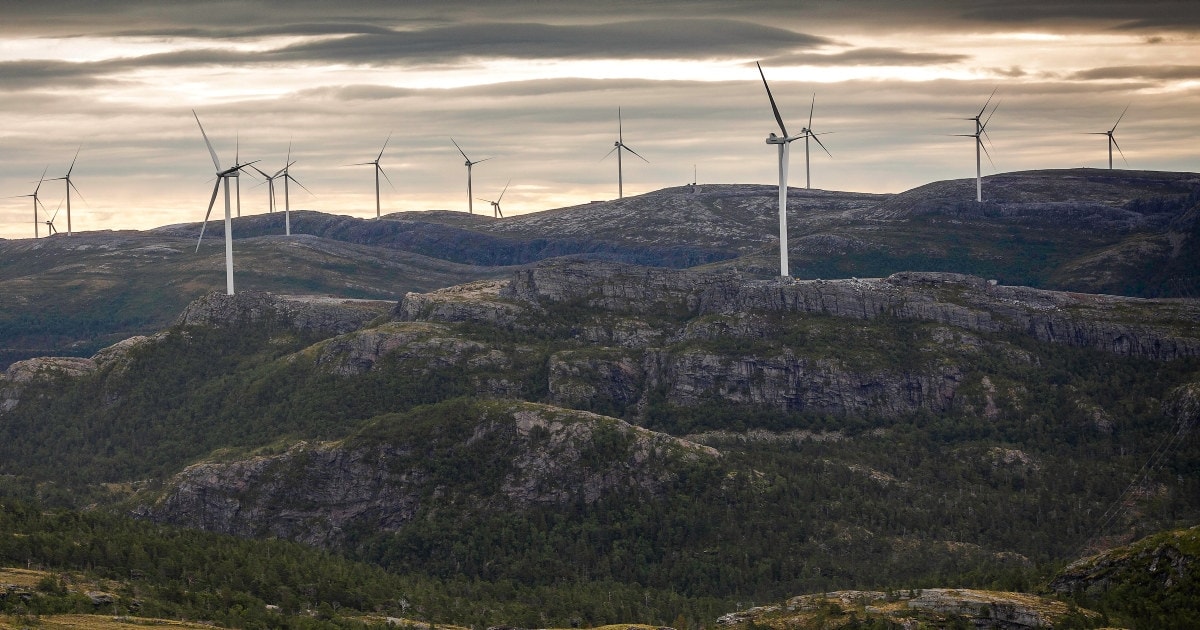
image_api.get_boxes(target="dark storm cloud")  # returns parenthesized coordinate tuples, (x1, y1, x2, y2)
(762, 47, 968, 67)
(1070, 65, 1200, 80)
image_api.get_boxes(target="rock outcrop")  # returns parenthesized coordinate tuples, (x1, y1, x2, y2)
(178, 291, 391, 336)
(397, 260, 1200, 361)
(0, 356, 96, 412)
(716, 588, 1098, 629)
(137, 400, 718, 547)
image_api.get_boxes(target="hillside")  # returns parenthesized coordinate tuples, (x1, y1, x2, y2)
(2, 169, 1197, 367)
(2, 261, 1197, 608)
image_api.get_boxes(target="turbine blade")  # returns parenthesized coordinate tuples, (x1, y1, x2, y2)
(475, 156, 493, 164)
(977, 86, 998, 118)
(1112, 137, 1128, 165)
(67, 179, 86, 205)
(601, 145, 619, 161)
(192, 110, 222, 171)
(378, 164, 396, 191)
(66, 146, 81, 176)
(377, 132, 392, 161)
(451, 137, 470, 161)
(287, 174, 315, 196)
(1111, 104, 1130, 132)
(980, 139, 996, 170)
(756, 61, 789, 137)
(49, 199, 63, 222)
(623, 144, 650, 163)
(618, 107, 623, 143)
(33, 167, 48, 194)
(981, 99, 1000, 131)
(812, 133, 833, 159)
(249, 165, 271, 179)
(498, 179, 510, 202)
(807, 94, 815, 131)
(196, 180, 221, 252)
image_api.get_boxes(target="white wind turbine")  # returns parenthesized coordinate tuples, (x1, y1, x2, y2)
(477, 179, 511, 218)
(50, 147, 83, 236)
(11, 168, 49, 238)
(452, 138, 491, 214)
(955, 88, 999, 203)
(249, 163, 285, 218)
(798, 95, 833, 190)
(193, 110, 257, 296)
(1090, 105, 1130, 170)
(756, 61, 806, 278)
(44, 200, 63, 235)
(602, 107, 648, 199)
(280, 145, 313, 236)
(351, 134, 393, 219)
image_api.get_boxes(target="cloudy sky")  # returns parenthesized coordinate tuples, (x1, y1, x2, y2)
(2, 0, 1198, 239)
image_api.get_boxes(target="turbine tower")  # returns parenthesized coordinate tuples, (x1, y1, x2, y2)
(280, 145, 312, 236)
(1090, 105, 1130, 170)
(193, 110, 256, 296)
(13, 168, 49, 238)
(50, 147, 83, 236)
(452, 138, 491, 214)
(799, 95, 833, 190)
(477, 180, 511, 218)
(352, 134, 393, 219)
(756, 62, 806, 278)
(602, 108, 648, 199)
(956, 89, 999, 203)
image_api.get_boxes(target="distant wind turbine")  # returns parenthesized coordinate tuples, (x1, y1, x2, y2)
(351, 134, 393, 219)
(44, 200, 62, 235)
(602, 108, 648, 199)
(193, 110, 257, 296)
(50, 147, 83, 236)
(1089, 105, 1130, 170)
(452, 138, 491, 214)
(756, 61, 805, 278)
(249, 164, 285, 215)
(799, 95, 833, 190)
(280, 145, 313, 236)
(955, 88, 999, 203)
(477, 179, 510, 218)
(12, 168, 49, 238)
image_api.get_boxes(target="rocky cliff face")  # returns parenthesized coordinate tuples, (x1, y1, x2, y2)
(137, 400, 718, 547)
(478, 261, 1199, 361)
(178, 291, 392, 336)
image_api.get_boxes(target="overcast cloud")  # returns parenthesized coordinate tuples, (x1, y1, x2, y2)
(1, 0, 1198, 238)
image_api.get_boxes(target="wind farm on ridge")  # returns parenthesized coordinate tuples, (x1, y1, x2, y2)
(3, 61, 1187, 297)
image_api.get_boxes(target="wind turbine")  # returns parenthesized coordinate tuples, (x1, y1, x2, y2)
(756, 61, 806, 278)
(280, 145, 313, 236)
(602, 107, 648, 199)
(44, 200, 62, 235)
(477, 179, 510, 218)
(193, 110, 256, 296)
(351, 134, 393, 219)
(1090, 105, 1130, 170)
(50, 147, 83, 236)
(12, 168, 49, 238)
(452, 138, 491, 214)
(249, 164, 284, 216)
(955, 88, 999, 203)
(798, 95, 833, 190)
